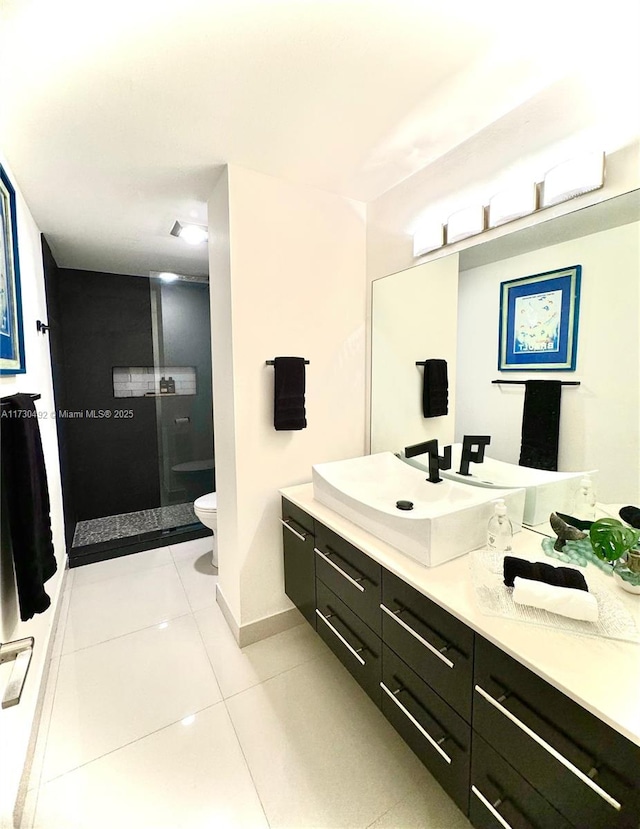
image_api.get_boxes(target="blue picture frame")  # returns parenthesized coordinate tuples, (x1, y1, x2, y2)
(498, 265, 581, 371)
(0, 164, 26, 375)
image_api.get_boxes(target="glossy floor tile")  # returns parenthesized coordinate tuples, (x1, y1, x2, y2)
(71, 546, 173, 588)
(225, 651, 433, 828)
(30, 705, 268, 829)
(174, 552, 218, 611)
(23, 543, 469, 829)
(195, 603, 326, 698)
(61, 563, 191, 653)
(366, 781, 471, 828)
(42, 615, 222, 781)
(170, 536, 213, 562)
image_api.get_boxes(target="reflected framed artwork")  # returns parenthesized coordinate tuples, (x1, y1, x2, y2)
(0, 164, 26, 375)
(498, 265, 581, 371)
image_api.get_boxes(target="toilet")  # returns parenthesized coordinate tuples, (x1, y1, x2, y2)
(193, 492, 218, 568)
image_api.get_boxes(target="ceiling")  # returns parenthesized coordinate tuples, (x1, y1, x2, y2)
(1, 0, 638, 277)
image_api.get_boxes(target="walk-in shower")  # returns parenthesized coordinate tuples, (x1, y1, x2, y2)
(42, 252, 214, 566)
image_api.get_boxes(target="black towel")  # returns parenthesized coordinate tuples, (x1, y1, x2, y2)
(518, 380, 562, 471)
(273, 357, 307, 431)
(503, 556, 588, 591)
(619, 506, 640, 529)
(422, 359, 448, 418)
(0, 394, 57, 620)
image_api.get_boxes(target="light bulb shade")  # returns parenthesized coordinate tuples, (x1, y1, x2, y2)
(541, 152, 605, 208)
(488, 182, 538, 228)
(170, 220, 208, 245)
(413, 222, 444, 257)
(446, 205, 485, 244)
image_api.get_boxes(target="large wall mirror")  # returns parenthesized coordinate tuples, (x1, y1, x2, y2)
(371, 188, 640, 508)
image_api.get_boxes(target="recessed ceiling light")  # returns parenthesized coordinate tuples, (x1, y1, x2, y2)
(170, 220, 208, 245)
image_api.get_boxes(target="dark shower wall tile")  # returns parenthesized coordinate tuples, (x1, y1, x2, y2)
(55, 268, 161, 520)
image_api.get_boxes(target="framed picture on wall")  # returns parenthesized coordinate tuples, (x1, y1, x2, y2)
(0, 164, 26, 375)
(498, 265, 581, 371)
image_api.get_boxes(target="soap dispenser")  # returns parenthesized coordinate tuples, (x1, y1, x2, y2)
(574, 476, 596, 521)
(487, 499, 513, 554)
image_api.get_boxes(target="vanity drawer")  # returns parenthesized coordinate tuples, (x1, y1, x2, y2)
(470, 734, 573, 829)
(382, 570, 474, 721)
(281, 498, 315, 537)
(316, 580, 381, 708)
(381, 645, 471, 813)
(315, 522, 381, 636)
(281, 499, 316, 628)
(473, 637, 640, 829)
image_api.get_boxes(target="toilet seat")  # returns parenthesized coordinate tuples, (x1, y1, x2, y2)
(194, 492, 217, 513)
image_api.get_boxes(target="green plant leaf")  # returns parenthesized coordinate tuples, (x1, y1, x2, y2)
(589, 518, 640, 562)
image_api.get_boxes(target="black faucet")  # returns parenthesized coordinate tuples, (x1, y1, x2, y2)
(404, 439, 452, 483)
(458, 435, 491, 476)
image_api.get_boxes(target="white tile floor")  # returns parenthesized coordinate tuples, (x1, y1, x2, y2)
(20, 538, 471, 829)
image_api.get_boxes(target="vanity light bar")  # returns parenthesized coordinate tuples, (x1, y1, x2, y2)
(412, 222, 445, 257)
(446, 205, 486, 244)
(488, 182, 538, 229)
(541, 151, 605, 208)
(412, 151, 605, 258)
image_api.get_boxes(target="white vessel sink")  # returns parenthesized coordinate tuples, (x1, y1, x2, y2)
(312, 452, 525, 567)
(402, 443, 594, 526)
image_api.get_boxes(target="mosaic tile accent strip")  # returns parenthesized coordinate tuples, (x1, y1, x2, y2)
(73, 503, 199, 548)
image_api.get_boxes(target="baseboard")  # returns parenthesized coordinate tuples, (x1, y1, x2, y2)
(13, 559, 71, 828)
(215, 584, 304, 648)
(215, 583, 240, 642)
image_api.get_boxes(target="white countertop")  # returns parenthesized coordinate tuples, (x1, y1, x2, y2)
(280, 483, 640, 748)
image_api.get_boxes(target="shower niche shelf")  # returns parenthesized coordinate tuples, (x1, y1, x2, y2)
(113, 366, 197, 398)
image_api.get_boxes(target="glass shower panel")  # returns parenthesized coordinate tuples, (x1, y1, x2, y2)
(150, 275, 214, 531)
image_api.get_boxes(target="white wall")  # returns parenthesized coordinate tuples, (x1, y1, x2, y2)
(456, 221, 640, 503)
(210, 165, 367, 631)
(0, 157, 66, 828)
(371, 256, 459, 454)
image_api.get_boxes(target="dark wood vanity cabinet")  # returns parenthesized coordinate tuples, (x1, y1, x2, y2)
(316, 579, 382, 707)
(315, 522, 382, 636)
(280, 500, 640, 829)
(470, 734, 574, 829)
(281, 498, 317, 628)
(382, 644, 471, 812)
(382, 570, 474, 723)
(473, 637, 640, 829)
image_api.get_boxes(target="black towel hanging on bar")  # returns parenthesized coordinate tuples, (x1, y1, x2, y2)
(518, 380, 562, 471)
(0, 393, 57, 620)
(272, 357, 307, 431)
(419, 359, 448, 418)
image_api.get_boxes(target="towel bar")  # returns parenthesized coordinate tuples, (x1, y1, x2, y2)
(0, 637, 34, 708)
(492, 380, 580, 386)
(266, 360, 309, 365)
(0, 393, 41, 408)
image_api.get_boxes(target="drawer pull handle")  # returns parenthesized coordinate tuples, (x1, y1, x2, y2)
(380, 604, 454, 669)
(280, 519, 307, 542)
(474, 685, 622, 812)
(314, 548, 365, 593)
(315, 610, 366, 666)
(471, 786, 513, 829)
(380, 682, 452, 765)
